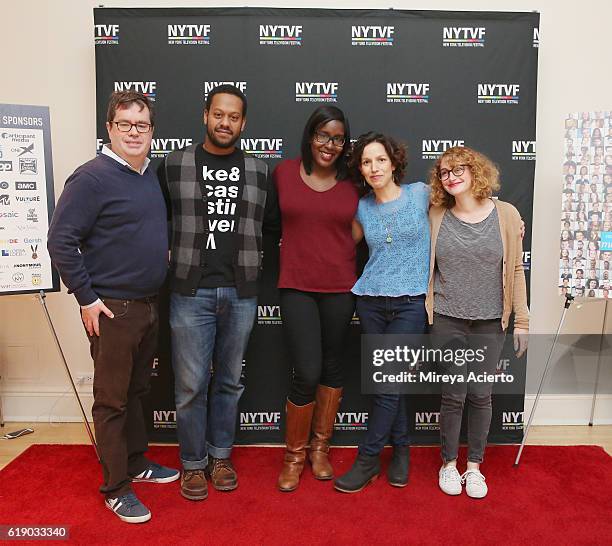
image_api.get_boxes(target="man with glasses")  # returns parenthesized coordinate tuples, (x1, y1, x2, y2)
(48, 91, 178, 524)
(158, 84, 279, 501)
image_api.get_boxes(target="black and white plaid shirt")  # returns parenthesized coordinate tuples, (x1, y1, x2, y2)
(159, 144, 280, 298)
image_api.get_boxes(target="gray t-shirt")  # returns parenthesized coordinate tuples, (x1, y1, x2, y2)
(433, 206, 504, 320)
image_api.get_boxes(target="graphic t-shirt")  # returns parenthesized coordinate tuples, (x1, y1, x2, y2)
(196, 145, 244, 287)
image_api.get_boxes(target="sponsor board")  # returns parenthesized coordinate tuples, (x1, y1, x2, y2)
(386, 83, 430, 104)
(477, 84, 520, 105)
(295, 82, 338, 103)
(167, 24, 211, 45)
(95, 24, 119, 45)
(351, 25, 394, 46)
(259, 25, 302, 46)
(443, 26, 485, 47)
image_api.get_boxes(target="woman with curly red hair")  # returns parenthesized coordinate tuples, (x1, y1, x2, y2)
(427, 146, 529, 499)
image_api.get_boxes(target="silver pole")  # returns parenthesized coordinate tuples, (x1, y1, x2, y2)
(589, 299, 609, 426)
(37, 290, 100, 461)
(514, 294, 574, 466)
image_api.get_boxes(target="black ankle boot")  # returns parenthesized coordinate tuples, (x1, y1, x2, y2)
(334, 453, 380, 493)
(387, 445, 410, 487)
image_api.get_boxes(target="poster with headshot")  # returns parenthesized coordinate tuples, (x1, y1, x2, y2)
(560, 111, 612, 299)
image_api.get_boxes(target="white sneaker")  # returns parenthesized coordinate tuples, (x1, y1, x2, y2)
(438, 465, 462, 495)
(461, 469, 488, 498)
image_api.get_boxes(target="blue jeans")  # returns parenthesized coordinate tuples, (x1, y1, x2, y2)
(356, 295, 427, 456)
(170, 287, 257, 470)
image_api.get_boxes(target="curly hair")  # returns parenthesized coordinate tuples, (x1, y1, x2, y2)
(347, 132, 407, 194)
(428, 146, 500, 208)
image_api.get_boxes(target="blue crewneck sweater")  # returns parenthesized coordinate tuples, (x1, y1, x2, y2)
(48, 153, 168, 305)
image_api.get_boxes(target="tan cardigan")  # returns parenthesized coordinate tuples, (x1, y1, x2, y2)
(425, 200, 529, 331)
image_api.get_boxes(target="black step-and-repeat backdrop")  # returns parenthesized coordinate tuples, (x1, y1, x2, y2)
(94, 8, 538, 444)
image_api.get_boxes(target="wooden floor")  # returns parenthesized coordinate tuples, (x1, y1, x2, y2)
(1, 422, 610, 470)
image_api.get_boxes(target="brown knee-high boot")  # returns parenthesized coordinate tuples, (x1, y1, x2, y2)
(309, 385, 343, 480)
(277, 400, 315, 492)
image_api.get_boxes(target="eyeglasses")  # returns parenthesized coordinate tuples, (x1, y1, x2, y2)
(313, 132, 345, 147)
(111, 121, 153, 133)
(438, 164, 467, 181)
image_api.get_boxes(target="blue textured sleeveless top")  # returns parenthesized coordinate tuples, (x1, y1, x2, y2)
(352, 182, 431, 297)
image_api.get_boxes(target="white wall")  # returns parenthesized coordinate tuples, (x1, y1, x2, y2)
(1, 1, 610, 424)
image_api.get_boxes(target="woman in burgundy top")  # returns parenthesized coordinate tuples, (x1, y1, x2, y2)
(274, 106, 359, 492)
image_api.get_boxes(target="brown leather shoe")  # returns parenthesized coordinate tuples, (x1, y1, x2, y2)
(206, 457, 238, 491)
(180, 469, 208, 501)
(278, 400, 315, 492)
(309, 385, 342, 480)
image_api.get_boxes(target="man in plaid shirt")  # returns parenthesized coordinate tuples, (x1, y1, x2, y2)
(159, 85, 280, 501)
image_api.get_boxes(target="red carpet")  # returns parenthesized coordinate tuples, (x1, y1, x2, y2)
(0, 444, 611, 545)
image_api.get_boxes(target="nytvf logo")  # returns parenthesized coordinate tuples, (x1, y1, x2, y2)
(512, 141, 536, 161)
(114, 81, 157, 101)
(295, 82, 338, 103)
(257, 304, 282, 325)
(386, 83, 430, 104)
(415, 411, 440, 430)
(421, 139, 465, 159)
(443, 26, 485, 47)
(334, 412, 368, 430)
(150, 138, 193, 158)
(168, 24, 211, 45)
(259, 25, 302, 45)
(502, 411, 524, 430)
(533, 28, 539, 48)
(351, 25, 394, 46)
(477, 84, 520, 105)
(204, 81, 247, 100)
(241, 138, 283, 159)
(240, 412, 281, 430)
(95, 24, 119, 45)
(153, 410, 176, 429)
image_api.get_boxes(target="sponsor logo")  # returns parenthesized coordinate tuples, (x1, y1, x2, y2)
(1, 248, 27, 257)
(17, 142, 34, 156)
(502, 411, 524, 431)
(421, 139, 465, 160)
(0, 181, 8, 189)
(203, 81, 247, 100)
(0, 194, 9, 205)
(512, 140, 536, 161)
(167, 24, 211, 45)
(600, 232, 612, 251)
(257, 304, 282, 325)
(415, 411, 440, 431)
(30, 244, 38, 259)
(442, 26, 485, 47)
(19, 158, 37, 174)
(352, 25, 394, 46)
(0, 161, 13, 172)
(240, 138, 283, 159)
(0, 238, 19, 244)
(16, 224, 37, 231)
(12, 272, 24, 282)
(26, 208, 38, 223)
(24, 237, 41, 244)
(523, 250, 531, 271)
(153, 410, 177, 429)
(239, 411, 281, 431)
(13, 262, 41, 269)
(1, 131, 35, 142)
(15, 181, 37, 191)
(295, 82, 338, 103)
(477, 83, 520, 105)
(533, 27, 539, 48)
(350, 311, 360, 326)
(150, 138, 193, 158)
(259, 24, 302, 46)
(94, 24, 119, 45)
(31, 273, 41, 286)
(113, 81, 157, 101)
(334, 412, 368, 431)
(0, 211, 18, 218)
(15, 195, 41, 203)
(386, 82, 430, 104)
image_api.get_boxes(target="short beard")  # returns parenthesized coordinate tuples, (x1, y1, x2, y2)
(207, 126, 239, 149)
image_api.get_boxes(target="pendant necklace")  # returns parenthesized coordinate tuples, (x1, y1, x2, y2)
(375, 187, 402, 245)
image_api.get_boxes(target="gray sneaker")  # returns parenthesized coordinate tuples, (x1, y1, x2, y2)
(105, 492, 151, 523)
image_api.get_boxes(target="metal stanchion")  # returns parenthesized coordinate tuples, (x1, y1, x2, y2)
(37, 290, 100, 461)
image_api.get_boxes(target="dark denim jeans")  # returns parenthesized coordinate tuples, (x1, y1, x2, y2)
(430, 313, 506, 464)
(356, 294, 427, 456)
(170, 287, 257, 470)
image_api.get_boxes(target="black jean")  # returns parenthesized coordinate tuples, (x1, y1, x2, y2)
(429, 313, 506, 464)
(88, 298, 158, 497)
(280, 289, 355, 406)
